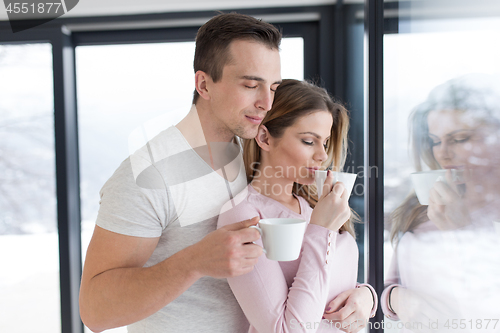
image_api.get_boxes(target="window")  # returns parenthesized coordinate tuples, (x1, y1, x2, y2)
(383, 8, 500, 331)
(0, 43, 60, 333)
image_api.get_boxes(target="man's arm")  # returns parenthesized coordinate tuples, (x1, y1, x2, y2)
(79, 217, 261, 332)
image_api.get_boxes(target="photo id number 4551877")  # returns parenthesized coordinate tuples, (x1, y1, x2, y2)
(444, 319, 498, 330)
(5, 2, 62, 14)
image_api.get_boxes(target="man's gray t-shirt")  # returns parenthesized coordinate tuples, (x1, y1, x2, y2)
(96, 126, 249, 332)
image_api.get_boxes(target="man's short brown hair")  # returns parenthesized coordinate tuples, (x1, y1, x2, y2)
(192, 12, 282, 104)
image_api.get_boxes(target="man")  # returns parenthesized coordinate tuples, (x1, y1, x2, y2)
(79, 13, 282, 332)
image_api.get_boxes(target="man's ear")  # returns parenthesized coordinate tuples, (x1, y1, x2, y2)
(255, 125, 272, 152)
(195, 70, 211, 101)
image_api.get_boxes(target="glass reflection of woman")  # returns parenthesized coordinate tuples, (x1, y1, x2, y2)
(217, 79, 377, 333)
(382, 74, 500, 330)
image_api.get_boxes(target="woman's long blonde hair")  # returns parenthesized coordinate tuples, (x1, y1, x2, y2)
(242, 79, 357, 238)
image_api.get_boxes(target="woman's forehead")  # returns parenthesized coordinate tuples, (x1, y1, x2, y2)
(428, 109, 484, 135)
(287, 111, 333, 135)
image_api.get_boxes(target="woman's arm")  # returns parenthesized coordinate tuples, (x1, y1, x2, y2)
(218, 207, 335, 333)
(323, 285, 377, 332)
(380, 250, 402, 320)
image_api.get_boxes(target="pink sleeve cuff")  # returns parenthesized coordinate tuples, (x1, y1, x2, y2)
(356, 283, 378, 318)
(380, 284, 401, 321)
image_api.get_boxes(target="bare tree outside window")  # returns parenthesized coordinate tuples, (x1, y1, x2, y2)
(0, 43, 61, 333)
(0, 44, 56, 235)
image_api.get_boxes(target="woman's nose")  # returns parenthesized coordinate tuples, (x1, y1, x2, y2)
(314, 146, 328, 162)
(436, 141, 454, 161)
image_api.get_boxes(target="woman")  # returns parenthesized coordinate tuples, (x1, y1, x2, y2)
(382, 74, 500, 329)
(217, 79, 377, 333)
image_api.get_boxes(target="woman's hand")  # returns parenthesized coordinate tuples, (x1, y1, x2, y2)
(323, 287, 373, 333)
(428, 169, 470, 230)
(389, 286, 460, 332)
(310, 171, 351, 231)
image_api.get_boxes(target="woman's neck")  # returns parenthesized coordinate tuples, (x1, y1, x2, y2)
(250, 162, 300, 213)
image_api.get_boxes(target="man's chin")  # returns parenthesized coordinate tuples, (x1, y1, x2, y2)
(236, 126, 259, 140)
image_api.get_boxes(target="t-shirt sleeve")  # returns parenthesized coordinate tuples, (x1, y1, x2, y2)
(96, 159, 170, 238)
(218, 202, 336, 333)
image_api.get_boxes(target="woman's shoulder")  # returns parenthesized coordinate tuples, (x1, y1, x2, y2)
(217, 185, 260, 228)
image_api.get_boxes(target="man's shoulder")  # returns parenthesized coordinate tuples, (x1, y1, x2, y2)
(132, 126, 188, 158)
(126, 126, 196, 188)
(99, 126, 183, 194)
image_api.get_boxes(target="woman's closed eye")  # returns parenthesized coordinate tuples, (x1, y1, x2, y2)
(451, 135, 471, 144)
(302, 139, 329, 149)
(430, 135, 471, 147)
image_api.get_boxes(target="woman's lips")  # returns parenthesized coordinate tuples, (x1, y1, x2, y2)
(443, 165, 464, 169)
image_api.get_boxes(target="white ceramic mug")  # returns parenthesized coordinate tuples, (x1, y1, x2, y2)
(315, 170, 357, 198)
(410, 170, 448, 205)
(249, 218, 307, 261)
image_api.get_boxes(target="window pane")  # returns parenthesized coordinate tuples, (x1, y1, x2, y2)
(281, 37, 304, 80)
(77, 37, 304, 332)
(0, 44, 60, 333)
(384, 3, 500, 331)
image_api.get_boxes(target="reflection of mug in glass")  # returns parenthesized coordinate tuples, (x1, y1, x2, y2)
(315, 170, 357, 198)
(249, 218, 307, 261)
(410, 170, 450, 205)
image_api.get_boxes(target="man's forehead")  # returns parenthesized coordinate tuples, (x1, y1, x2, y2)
(223, 43, 280, 78)
(226, 40, 279, 62)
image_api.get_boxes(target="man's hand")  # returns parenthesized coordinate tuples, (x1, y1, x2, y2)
(323, 287, 373, 333)
(188, 216, 263, 278)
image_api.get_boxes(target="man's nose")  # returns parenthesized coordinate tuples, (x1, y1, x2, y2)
(256, 89, 273, 111)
